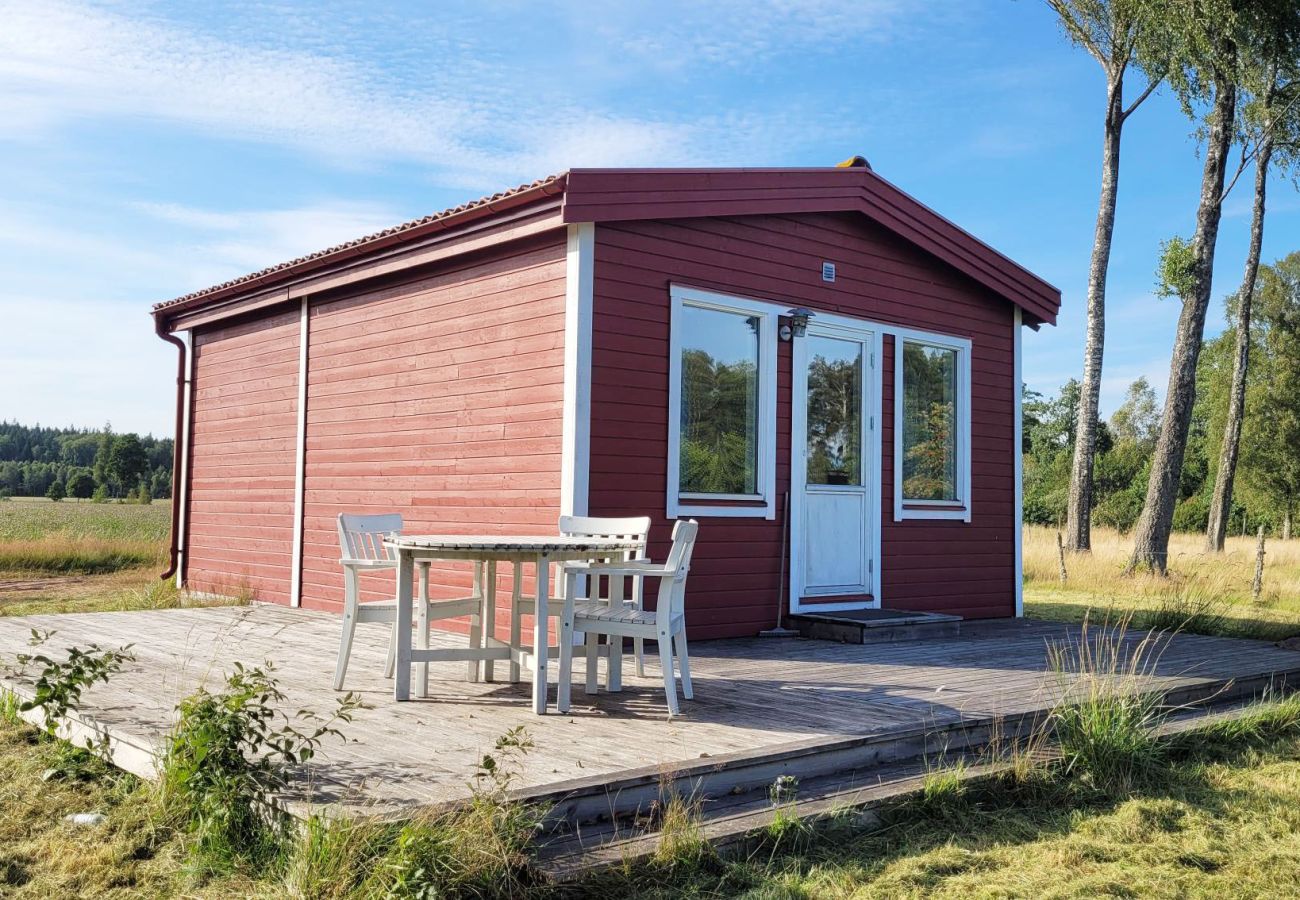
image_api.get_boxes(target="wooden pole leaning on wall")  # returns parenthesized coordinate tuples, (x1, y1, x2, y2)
(1252, 525, 1266, 602)
(1056, 531, 1068, 584)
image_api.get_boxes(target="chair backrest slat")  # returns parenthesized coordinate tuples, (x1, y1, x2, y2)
(658, 519, 699, 625)
(558, 515, 651, 545)
(337, 513, 403, 562)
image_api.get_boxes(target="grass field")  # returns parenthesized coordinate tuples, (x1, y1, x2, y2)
(3, 506, 1300, 895)
(0, 499, 170, 576)
(3, 687, 1300, 897)
(1024, 525, 1300, 642)
(0, 499, 200, 616)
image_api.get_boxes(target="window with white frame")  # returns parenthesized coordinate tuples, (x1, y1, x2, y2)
(668, 286, 777, 519)
(894, 332, 971, 521)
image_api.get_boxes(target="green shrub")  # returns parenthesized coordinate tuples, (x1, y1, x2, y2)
(1093, 488, 1144, 533)
(159, 662, 362, 876)
(1172, 493, 1211, 534)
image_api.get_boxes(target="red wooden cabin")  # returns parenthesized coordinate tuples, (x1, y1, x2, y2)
(151, 165, 1060, 640)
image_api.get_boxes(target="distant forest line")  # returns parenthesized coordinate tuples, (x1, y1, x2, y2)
(0, 422, 173, 501)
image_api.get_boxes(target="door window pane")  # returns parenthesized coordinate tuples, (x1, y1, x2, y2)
(902, 341, 958, 501)
(806, 336, 862, 486)
(679, 305, 761, 494)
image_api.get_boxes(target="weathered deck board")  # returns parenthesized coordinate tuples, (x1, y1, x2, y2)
(1, 606, 1297, 817)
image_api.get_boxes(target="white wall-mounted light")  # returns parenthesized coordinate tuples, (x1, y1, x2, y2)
(780, 307, 814, 341)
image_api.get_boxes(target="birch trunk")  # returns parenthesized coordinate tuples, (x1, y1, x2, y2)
(1206, 133, 1273, 552)
(1129, 76, 1237, 574)
(1065, 77, 1126, 552)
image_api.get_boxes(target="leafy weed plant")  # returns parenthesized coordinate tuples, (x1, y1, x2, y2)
(159, 661, 363, 877)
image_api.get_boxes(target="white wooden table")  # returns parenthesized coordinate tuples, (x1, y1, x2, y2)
(383, 534, 642, 714)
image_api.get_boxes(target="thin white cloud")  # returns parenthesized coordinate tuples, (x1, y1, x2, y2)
(0, 0, 923, 187)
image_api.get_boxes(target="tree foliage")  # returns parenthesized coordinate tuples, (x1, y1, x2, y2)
(0, 421, 172, 499)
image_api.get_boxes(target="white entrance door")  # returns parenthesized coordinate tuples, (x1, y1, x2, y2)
(791, 323, 879, 612)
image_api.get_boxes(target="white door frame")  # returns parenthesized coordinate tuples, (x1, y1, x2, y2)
(789, 315, 883, 613)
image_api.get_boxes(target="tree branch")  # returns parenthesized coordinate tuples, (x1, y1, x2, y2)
(1121, 71, 1164, 122)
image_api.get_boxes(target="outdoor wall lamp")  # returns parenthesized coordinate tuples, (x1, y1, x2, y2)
(780, 307, 814, 341)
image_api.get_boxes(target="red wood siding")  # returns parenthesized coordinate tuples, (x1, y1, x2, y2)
(185, 309, 300, 604)
(587, 212, 1017, 639)
(298, 237, 568, 615)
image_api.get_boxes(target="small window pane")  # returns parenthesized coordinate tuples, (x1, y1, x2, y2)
(679, 305, 760, 495)
(902, 342, 958, 501)
(806, 336, 862, 486)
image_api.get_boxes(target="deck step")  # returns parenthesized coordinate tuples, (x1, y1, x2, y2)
(534, 682, 1300, 881)
(787, 608, 961, 644)
(522, 659, 1297, 833)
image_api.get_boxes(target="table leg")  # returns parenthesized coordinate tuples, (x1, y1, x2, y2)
(467, 562, 483, 683)
(531, 553, 549, 715)
(484, 560, 497, 682)
(509, 564, 522, 683)
(416, 561, 430, 698)
(394, 552, 414, 701)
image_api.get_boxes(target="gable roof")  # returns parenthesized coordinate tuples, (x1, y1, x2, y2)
(152, 167, 1060, 327)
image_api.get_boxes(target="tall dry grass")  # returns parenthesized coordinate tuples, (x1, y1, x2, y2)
(0, 499, 169, 575)
(1024, 525, 1300, 640)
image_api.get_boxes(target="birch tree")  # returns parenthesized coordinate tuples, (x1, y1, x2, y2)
(1129, 0, 1300, 572)
(1206, 44, 1300, 550)
(1048, 0, 1166, 553)
(1128, 0, 1242, 573)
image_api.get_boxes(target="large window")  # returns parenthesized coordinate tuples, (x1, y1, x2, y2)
(679, 305, 761, 494)
(894, 333, 970, 521)
(668, 287, 777, 519)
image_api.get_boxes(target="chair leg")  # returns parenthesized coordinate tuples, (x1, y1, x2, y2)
(557, 580, 575, 713)
(634, 638, 646, 678)
(334, 608, 358, 691)
(658, 631, 680, 716)
(674, 625, 693, 701)
(584, 632, 600, 695)
(384, 624, 397, 679)
(509, 564, 522, 683)
(607, 636, 623, 692)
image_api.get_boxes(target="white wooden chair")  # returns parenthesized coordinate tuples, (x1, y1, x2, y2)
(557, 520, 699, 716)
(334, 513, 484, 691)
(557, 515, 651, 694)
(503, 515, 651, 685)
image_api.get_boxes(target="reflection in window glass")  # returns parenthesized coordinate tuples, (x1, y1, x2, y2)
(902, 341, 958, 501)
(679, 305, 760, 494)
(806, 336, 862, 486)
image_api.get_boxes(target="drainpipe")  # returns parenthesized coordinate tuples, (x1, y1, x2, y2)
(154, 315, 188, 582)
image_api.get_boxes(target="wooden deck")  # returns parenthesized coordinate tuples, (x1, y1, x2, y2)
(1, 606, 1297, 821)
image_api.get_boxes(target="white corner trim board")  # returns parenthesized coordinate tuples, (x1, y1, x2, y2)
(289, 296, 309, 608)
(561, 223, 595, 518)
(1013, 307, 1024, 617)
(666, 285, 779, 520)
(891, 327, 973, 523)
(175, 330, 194, 590)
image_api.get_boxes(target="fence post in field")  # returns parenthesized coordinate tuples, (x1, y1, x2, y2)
(1056, 531, 1068, 584)
(1252, 526, 1266, 602)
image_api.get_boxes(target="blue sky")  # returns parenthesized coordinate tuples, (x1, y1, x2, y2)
(2, 0, 1297, 437)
